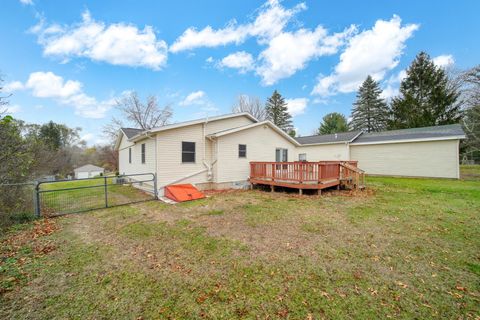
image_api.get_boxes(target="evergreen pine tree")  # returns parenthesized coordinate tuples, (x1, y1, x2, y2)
(265, 90, 293, 132)
(318, 112, 349, 134)
(350, 75, 389, 132)
(390, 51, 461, 129)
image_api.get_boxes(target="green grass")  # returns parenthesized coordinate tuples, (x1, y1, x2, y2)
(39, 177, 153, 215)
(1, 169, 479, 319)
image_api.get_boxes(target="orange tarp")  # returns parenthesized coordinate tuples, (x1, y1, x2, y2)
(164, 184, 205, 202)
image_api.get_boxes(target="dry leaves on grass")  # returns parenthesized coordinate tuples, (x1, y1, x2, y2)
(2, 218, 58, 255)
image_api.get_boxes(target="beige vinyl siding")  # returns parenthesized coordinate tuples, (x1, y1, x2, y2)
(155, 123, 213, 189)
(215, 124, 296, 183)
(350, 139, 460, 178)
(296, 143, 349, 161)
(118, 133, 156, 176)
(204, 115, 255, 135)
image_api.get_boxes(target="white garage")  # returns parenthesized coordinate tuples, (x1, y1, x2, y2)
(349, 125, 464, 179)
(74, 164, 105, 179)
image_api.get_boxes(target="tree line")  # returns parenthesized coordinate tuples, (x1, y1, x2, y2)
(236, 52, 478, 162)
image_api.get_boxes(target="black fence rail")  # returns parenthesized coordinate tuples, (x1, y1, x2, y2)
(37, 173, 157, 216)
(0, 182, 37, 230)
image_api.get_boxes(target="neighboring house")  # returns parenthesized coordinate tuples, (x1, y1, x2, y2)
(115, 113, 465, 195)
(74, 164, 105, 179)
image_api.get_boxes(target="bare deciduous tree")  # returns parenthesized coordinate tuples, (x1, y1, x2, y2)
(459, 66, 480, 159)
(232, 95, 267, 121)
(0, 74, 11, 116)
(103, 91, 173, 145)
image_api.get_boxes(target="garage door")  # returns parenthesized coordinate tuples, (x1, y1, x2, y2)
(76, 172, 89, 179)
(350, 140, 459, 178)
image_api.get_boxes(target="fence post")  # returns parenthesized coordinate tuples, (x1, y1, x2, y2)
(34, 182, 41, 217)
(104, 176, 108, 208)
(153, 173, 158, 199)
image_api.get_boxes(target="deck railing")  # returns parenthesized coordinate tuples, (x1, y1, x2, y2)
(250, 161, 358, 183)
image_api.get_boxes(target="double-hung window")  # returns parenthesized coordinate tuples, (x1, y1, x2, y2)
(182, 141, 195, 163)
(141, 143, 146, 164)
(238, 144, 247, 158)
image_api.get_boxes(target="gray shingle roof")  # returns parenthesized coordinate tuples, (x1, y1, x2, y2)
(74, 164, 105, 172)
(295, 131, 361, 145)
(294, 124, 465, 145)
(121, 128, 143, 139)
(353, 124, 465, 144)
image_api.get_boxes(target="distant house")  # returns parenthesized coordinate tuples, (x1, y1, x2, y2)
(74, 164, 105, 179)
(114, 112, 465, 196)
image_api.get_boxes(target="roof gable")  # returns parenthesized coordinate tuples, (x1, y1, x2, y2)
(129, 112, 258, 142)
(121, 127, 142, 139)
(207, 121, 301, 146)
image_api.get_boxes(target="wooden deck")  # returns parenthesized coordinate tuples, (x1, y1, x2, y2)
(249, 161, 365, 194)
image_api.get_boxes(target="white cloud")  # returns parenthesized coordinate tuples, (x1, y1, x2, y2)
(380, 69, 407, 100)
(170, 0, 306, 52)
(15, 71, 115, 118)
(81, 133, 95, 142)
(286, 98, 308, 116)
(32, 11, 168, 70)
(433, 54, 454, 68)
(26, 71, 82, 98)
(81, 132, 109, 145)
(206, 56, 214, 63)
(257, 25, 356, 85)
(5, 105, 22, 114)
(218, 51, 254, 73)
(19, 0, 33, 5)
(179, 90, 207, 106)
(312, 15, 418, 97)
(3, 81, 24, 93)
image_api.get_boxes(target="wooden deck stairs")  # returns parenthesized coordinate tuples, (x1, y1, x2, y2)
(340, 162, 366, 190)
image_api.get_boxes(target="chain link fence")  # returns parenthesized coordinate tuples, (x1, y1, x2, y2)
(0, 182, 37, 230)
(1, 173, 157, 229)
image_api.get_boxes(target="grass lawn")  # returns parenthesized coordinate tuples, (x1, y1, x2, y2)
(1, 167, 479, 319)
(38, 176, 154, 215)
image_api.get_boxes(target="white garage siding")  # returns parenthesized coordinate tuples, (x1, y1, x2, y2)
(296, 143, 349, 161)
(350, 139, 460, 178)
(215, 124, 296, 183)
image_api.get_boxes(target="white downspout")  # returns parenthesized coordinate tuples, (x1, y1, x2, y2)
(203, 118, 213, 181)
(144, 131, 159, 194)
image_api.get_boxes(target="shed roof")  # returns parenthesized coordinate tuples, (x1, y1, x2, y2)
(74, 164, 105, 172)
(352, 124, 465, 144)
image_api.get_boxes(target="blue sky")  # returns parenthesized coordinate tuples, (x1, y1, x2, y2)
(1, 0, 478, 144)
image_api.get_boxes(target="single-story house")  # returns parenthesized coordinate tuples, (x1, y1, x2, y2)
(74, 164, 105, 179)
(115, 112, 465, 195)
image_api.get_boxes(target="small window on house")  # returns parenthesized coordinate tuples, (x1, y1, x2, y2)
(238, 144, 247, 158)
(141, 143, 146, 164)
(129, 148, 132, 164)
(299, 153, 307, 161)
(182, 141, 195, 163)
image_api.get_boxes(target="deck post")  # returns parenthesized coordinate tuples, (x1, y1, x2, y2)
(270, 185, 275, 192)
(299, 188, 303, 195)
(317, 189, 322, 195)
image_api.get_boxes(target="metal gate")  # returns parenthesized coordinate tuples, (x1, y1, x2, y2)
(36, 173, 157, 216)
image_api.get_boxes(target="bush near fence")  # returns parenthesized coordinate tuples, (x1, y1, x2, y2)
(0, 183, 36, 230)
